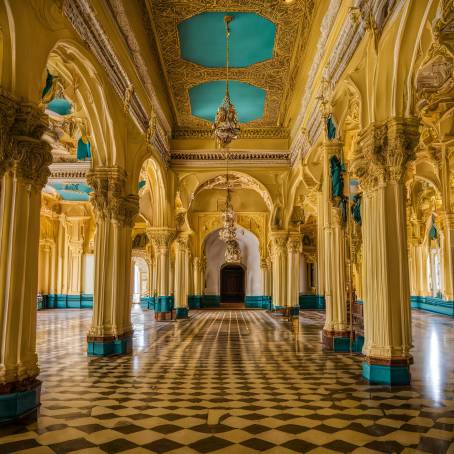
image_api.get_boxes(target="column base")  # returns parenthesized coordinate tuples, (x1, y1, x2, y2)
(175, 307, 189, 319)
(323, 330, 352, 352)
(154, 296, 174, 321)
(362, 358, 411, 386)
(87, 332, 133, 356)
(0, 379, 41, 425)
(188, 295, 202, 309)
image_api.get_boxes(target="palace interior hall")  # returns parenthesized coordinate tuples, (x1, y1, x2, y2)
(0, 0, 454, 453)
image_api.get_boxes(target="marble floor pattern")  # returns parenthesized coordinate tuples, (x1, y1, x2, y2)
(0, 308, 453, 454)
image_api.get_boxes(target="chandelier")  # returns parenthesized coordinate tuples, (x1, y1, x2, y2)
(219, 181, 241, 263)
(212, 15, 240, 148)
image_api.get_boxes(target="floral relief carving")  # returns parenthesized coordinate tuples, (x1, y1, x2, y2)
(87, 167, 139, 227)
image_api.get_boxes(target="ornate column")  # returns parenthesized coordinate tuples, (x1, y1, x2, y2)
(287, 233, 301, 315)
(260, 258, 271, 309)
(191, 257, 202, 309)
(86, 166, 139, 355)
(321, 141, 350, 351)
(270, 231, 288, 309)
(0, 95, 52, 423)
(174, 233, 190, 319)
(353, 117, 419, 385)
(149, 228, 175, 320)
(441, 212, 454, 300)
(316, 189, 325, 299)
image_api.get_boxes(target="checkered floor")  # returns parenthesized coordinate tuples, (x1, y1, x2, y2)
(1, 308, 453, 453)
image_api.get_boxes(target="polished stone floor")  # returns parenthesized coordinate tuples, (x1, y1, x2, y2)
(0, 308, 453, 453)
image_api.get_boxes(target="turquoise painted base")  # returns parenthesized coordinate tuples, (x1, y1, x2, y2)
(352, 335, 364, 353)
(41, 294, 93, 309)
(332, 337, 351, 352)
(0, 382, 41, 424)
(245, 296, 272, 310)
(299, 294, 325, 310)
(87, 335, 132, 356)
(176, 307, 189, 319)
(188, 295, 202, 309)
(362, 362, 411, 385)
(155, 296, 174, 313)
(411, 296, 454, 316)
(201, 295, 221, 308)
(139, 296, 155, 310)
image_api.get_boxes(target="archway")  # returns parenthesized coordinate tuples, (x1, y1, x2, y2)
(221, 264, 245, 305)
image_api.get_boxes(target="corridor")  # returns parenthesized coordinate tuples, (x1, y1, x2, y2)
(0, 309, 453, 453)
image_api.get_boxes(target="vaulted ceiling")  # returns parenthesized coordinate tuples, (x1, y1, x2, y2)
(146, 1, 316, 137)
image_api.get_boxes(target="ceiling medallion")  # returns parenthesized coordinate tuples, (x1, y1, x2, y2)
(212, 16, 240, 148)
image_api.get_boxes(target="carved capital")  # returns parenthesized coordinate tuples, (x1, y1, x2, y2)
(148, 228, 175, 251)
(270, 231, 288, 256)
(352, 117, 420, 191)
(87, 166, 139, 227)
(287, 234, 302, 254)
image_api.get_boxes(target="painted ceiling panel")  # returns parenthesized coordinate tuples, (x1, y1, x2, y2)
(178, 12, 275, 68)
(148, 0, 315, 132)
(190, 80, 265, 123)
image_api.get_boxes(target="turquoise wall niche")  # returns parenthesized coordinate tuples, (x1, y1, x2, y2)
(178, 12, 276, 68)
(47, 98, 72, 116)
(190, 80, 265, 123)
(77, 138, 91, 160)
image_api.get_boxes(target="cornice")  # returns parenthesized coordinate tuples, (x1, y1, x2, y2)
(173, 127, 289, 140)
(48, 161, 91, 181)
(170, 150, 290, 168)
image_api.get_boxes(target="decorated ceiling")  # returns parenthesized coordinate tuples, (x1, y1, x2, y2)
(147, 0, 315, 136)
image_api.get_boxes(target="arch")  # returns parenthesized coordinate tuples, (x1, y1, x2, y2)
(45, 40, 124, 167)
(203, 226, 262, 299)
(183, 170, 274, 213)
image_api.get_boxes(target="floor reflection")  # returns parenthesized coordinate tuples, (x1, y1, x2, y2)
(0, 307, 452, 453)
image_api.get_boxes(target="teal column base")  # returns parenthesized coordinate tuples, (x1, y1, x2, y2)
(39, 294, 93, 309)
(155, 296, 174, 312)
(352, 335, 364, 353)
(87, 332, 133, 356)
(201, 295, 221, 308)
(323, 330, 352, 352)
(245, 296, 271, 309)
(140, 296, 154, 310)
(362, 360, 411, 386)
(410, 295, 454, 316)
(175, 307, 189, 319)
(289, 306, 300, 316)
(299, 294, 326, 310)
(0, 380, 41, 424)
(188, 295, 202, 309)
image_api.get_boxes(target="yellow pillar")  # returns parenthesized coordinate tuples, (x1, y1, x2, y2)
(270, 231, 288, 309)
(174, 233, 190, 318)
(354, 117, 419, 385)
(149, 228, 175, 320)
(0, 95, 52, 422)
(86, 166, 139, 356)
(287, 233, 301, 314)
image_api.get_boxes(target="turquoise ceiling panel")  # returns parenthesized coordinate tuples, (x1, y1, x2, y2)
(189, 81, 265, 123)
(178, 12, 276, 68)
(48, 182, 92, 201)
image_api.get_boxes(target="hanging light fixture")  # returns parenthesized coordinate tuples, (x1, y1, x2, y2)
(212, 15, 240, 148)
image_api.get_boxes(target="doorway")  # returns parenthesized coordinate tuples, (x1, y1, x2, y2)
(221, 264, 245, 304)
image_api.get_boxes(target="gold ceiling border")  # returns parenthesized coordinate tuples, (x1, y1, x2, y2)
(146, 0, 315, 130)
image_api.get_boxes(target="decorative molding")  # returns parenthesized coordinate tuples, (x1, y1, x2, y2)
(146, 0, 315, 130)
(170, 150, 290, 166)
(62, 0, 170, 165)
(48, 161, 91, 181)
(173, 126, 289, 140)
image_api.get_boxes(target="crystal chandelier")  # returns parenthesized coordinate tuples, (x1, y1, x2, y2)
(219, 183, 241, 263)
(212, 16, 240, 148)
